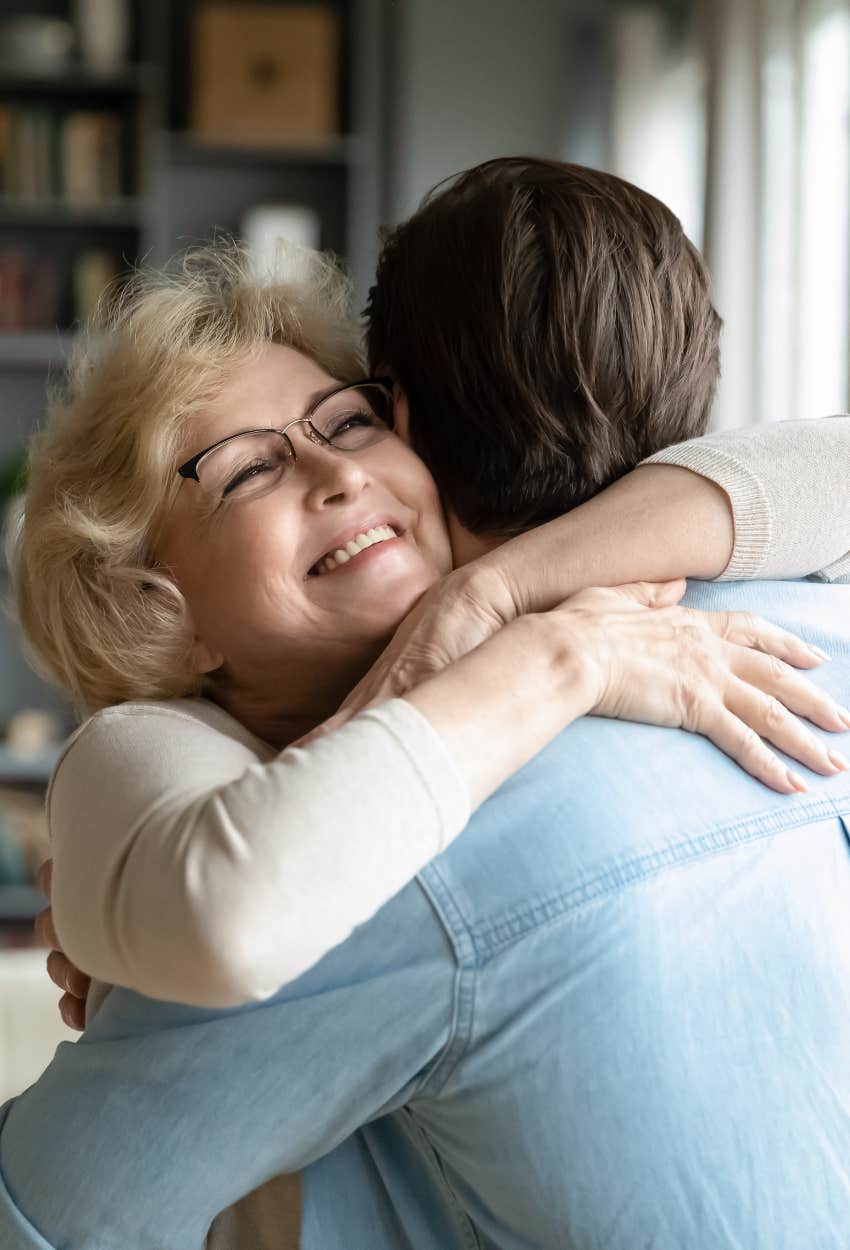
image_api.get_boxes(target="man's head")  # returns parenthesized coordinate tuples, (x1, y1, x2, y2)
(366, 157, 722, 540)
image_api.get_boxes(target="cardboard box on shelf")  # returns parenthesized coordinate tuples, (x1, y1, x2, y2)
(191, 3, 339, 146)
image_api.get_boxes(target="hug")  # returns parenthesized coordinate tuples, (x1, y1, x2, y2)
(2, 157, 850, 1249)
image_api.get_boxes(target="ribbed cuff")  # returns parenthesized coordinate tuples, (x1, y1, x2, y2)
(811, 550, 850, 584)
(643, 443, 773, 580)
(359, 698, 472, 851)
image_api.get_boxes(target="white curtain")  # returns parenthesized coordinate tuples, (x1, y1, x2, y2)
(610, 0, 850, 429)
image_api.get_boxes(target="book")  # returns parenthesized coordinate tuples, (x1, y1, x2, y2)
(61, 110, 123, 203)
(73, 249, 116, 322)
(62, 110, 104, 203)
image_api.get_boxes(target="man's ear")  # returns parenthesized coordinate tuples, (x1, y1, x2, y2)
(391, 386, 411, 444)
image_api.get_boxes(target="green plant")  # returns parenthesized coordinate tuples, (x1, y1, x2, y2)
(0, 454, 26, 503)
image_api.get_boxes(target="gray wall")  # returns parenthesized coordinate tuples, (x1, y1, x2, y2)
(0, 372, 70, 727)
(387, 0, 590, 222)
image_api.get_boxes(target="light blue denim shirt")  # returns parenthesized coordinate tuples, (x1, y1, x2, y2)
(1, 580, 849, 1250)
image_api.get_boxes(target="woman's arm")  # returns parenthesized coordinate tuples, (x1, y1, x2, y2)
(484, 416, 850, 617)
(645, 415, 850, 582)
(320, 416, 849, 737)
(46, 584, 845, 1011)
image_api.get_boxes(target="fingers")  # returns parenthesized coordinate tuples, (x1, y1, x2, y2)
(46, 948, 91, 1000)
(33, 905, 60, 950)
(724, 676, 848, 778)
(59, 992, 87, 1032)
(703, 609, 830, 670)
(699, 703, 808, 794)
(36, 858, 52, 899)
(731, 648, 850, 735)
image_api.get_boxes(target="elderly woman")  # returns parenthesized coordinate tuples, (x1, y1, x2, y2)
(8, 239, 850, 1249)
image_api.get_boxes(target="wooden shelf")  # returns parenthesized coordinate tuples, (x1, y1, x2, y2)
(0, 331, 74, 369)
(0, 64, 156, 97)
(0, 198, 142, 229)
(163, 131, 364, 168)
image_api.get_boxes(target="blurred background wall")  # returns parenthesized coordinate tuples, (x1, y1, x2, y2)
(0, 0, 848, 1008)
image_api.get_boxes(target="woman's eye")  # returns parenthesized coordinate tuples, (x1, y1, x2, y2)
(332, 411, 375, 433)
(328, 409, 386, 440)
(222, 460, 276, 498)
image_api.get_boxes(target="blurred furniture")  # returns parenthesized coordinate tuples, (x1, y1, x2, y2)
(0, 0, 387, 370)
(0, 757, 59, 927)
(0, 949, 77, 1103)
(191, 3, 339, 144)
(0, 0, 388, 747)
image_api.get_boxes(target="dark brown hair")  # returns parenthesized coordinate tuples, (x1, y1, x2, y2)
(366, 157, 722, 536)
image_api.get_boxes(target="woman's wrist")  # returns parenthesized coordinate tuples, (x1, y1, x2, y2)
(473, 463, 736, 616)
(403, 612, 592, 810)
(451, 557, 520, 626)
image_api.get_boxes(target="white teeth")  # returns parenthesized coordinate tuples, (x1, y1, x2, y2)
(313, 526, 398, 576)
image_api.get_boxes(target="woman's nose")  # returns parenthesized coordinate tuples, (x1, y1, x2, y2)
(293, 434, 370, 508)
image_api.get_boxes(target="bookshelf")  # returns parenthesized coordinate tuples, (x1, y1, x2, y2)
(0, 330, 74, 368)
(0, 0, 387, 368)
(0, 65, 154, 97)
(0, 199, 143, 227)
(0, 1, 389, 923)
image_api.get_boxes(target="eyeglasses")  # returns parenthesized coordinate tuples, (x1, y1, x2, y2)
(177, 376, 396, 506)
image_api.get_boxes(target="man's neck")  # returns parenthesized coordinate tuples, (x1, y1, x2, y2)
(447, 513, 501, 566)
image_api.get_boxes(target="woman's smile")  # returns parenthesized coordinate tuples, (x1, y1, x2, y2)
(156, 342, 453, 698)
(308, 524, 405, 578)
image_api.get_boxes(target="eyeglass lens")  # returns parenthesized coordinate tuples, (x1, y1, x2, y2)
(197, 383, 395, 503)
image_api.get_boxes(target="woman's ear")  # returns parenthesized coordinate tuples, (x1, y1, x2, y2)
(191, 637, 224, 675)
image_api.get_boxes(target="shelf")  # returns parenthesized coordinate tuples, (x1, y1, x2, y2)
(0, 64, 155, 97)
(0, 198, 143, 229)
(0, 332, 74, 370)
(163, 132, 365, 168)
(0, 745, 61, 786)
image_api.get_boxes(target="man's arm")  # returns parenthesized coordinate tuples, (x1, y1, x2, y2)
(0, 884, 456, 1250)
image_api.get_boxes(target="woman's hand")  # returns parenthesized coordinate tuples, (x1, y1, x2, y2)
(34, 859, 90, 1031)
(302, 577, 848, 795)
(541, 583, 850, 794)
(291, 564, 517, 747)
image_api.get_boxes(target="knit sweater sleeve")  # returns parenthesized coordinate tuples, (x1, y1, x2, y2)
(643, 416, 850, 583)
(47, 697, 469, 1009)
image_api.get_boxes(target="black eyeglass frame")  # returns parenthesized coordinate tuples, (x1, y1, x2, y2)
(176, 375, 396, 484)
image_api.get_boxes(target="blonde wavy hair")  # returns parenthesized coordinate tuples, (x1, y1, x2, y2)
(8, 239, 364, 716)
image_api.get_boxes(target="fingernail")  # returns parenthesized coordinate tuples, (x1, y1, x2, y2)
(808, 645, 831, 662)
(828, 749, 849, 772)
(787, 769, 808, 793)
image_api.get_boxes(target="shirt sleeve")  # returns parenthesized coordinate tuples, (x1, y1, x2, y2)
(47, 698, 469, 1008)
(0, 883, 456, 1250)
(642, 415, 850, 583)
